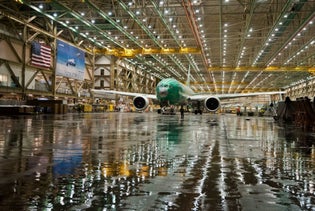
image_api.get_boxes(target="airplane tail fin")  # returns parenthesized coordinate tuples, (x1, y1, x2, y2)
(185, 65, 191, 86)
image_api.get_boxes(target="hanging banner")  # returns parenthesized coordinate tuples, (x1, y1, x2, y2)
(56, 40, 85, 81)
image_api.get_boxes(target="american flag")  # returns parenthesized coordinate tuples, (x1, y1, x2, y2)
(31, 41, 51, 68)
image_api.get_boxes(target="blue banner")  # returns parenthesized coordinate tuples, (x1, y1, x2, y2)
(56, 40, 85, 81)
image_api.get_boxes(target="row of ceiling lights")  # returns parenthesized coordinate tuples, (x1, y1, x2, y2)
(218, 1, 311, 93)
(269, 16, 314, 67)
(35, 0, 219, 85)
(253, 5, 295, 66)
(237, 8, 315, 92)
(124, 0, 210, 87)
(237, 28, 254, 67)
(253, 1, 310, 68)
(119, 0, 202, 82)
(29, 1, 312, 68)
(34, 1, 184, 80)
(233, 2, 311, 92)
(25, 0, 312, 93)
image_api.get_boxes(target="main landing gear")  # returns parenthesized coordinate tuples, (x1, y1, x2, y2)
(194, 101, 203, 115)
(194, 109, 203, 115)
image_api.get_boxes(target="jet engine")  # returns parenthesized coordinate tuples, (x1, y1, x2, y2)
(133, 96, 149, 111)
(204, 97, 221, 112)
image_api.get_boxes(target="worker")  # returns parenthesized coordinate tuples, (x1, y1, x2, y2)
(180, 106, 184, 119)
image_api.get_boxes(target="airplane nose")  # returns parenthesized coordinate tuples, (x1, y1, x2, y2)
(159, 87, 168, 97)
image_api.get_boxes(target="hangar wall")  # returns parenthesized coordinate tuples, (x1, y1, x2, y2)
(286, 77, 315, 100)
(0, 18, 156, 105)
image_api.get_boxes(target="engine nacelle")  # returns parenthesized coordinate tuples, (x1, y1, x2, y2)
(204, 97, 221, 112)
(133, 96, 149, 111)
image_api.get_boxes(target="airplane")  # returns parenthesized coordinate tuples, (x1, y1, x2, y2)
(91, 77, 285, 115)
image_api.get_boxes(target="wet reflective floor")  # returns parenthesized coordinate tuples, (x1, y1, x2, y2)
(0, 112, 315, 210)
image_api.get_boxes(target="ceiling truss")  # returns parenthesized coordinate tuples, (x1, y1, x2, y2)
(0, 0, 315, 93)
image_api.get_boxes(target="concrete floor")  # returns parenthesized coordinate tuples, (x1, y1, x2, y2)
(0, 112, 314, 210)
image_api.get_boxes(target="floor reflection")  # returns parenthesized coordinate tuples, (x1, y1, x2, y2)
(0, 113, 314, 210)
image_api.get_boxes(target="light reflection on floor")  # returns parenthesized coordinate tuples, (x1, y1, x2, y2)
(0, 112, 314, 210)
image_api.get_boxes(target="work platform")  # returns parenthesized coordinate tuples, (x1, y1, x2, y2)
(0, 112, 313, 210)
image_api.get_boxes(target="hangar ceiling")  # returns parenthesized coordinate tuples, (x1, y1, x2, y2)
(1, 0, 315, 94)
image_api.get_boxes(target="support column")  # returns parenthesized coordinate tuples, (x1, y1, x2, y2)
(52, 23, 57, 98)
(21, 26, 27, 100)
(110, 56, 116, 90)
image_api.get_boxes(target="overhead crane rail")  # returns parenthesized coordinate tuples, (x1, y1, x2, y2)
(93, 46, 315, 76)
(94, 47, 201, 57)
(92, 46, 314, 74)
(93, 45, 315, 74)
(192, 87, 281, 93)
(207, 66, 315, 73)
(189, 81, 248, 85)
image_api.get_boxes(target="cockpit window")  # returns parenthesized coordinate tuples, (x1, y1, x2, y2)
(166, 84, 173, 88)
(159, 84, 169, 88)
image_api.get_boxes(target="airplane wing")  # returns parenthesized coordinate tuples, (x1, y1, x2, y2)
(91, 89, 157, 100)
(188, 91, 285, 101)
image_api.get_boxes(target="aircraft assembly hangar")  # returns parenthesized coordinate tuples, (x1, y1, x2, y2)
(1, 1, 315, 210)
(0, 0, 314, 104)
